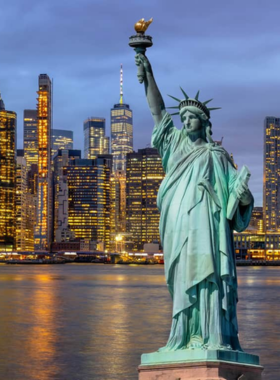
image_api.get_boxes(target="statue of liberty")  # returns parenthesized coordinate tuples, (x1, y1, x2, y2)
(135, 52, 254, 352)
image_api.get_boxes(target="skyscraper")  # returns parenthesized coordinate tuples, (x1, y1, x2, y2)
(263, 117, 280, 231)
(51, 129, 73, 158)
(110, 169, 126, 236)
(15, 154, 28, 251)
(23, 109, 38, 171)
(66, 156, 112, 250)
(111, 65, 133, 172)
(84, 118, 109, 159)
(0, 93, 16, 251)
(34, 74, 52, 251)
(53, 149, 81, 242)
(126, 148, 165, 251)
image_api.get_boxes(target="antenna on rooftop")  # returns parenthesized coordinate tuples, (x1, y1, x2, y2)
(120, 64, 123, 105)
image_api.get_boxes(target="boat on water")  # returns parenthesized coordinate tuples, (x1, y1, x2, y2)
(117, 258, 158, 265)
(6, 258, 66, 264)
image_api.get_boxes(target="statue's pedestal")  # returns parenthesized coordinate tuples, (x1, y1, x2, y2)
(138, 349, 263, 380)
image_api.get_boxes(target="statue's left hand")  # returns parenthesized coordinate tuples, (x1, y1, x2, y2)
(237, 183, 252, 206)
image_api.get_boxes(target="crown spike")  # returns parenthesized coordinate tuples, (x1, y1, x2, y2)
(195, 90, 200, 100)
(180, 87, 189, 100)
(170, 112, 180, 116)
(167, 94, 181, 102)
(208, 107, 221, 111)
(203, 98, 213, 105)
(166, 106, 180, 109)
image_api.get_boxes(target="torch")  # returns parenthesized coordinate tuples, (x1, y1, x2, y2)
(129, 18, 153, 83)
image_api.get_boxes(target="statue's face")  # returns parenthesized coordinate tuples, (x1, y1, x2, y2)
(181, 110, 202, 133)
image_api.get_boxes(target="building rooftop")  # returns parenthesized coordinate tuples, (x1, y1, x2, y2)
(0, 93, 5, 111)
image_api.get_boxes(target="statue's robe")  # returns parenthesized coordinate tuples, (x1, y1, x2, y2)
(152, 113, 253, 350)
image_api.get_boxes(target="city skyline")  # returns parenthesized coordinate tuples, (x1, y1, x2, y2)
(2, 1, 280, 206)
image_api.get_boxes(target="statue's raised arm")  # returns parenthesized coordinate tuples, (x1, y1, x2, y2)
(129, 18, 166, 126)
(135, 53, 166, 126)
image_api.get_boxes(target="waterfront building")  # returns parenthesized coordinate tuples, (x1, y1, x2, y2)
(23, 109, 38, 171)
(25, 160, 38, 249)
(52, 238, 102, 253)
(25, 191, 36, 250)
(234, 231, 280, 261)
(84, 118, 109, 159)
(263, 116, 280, 231)
(15, 155, 28, 250)
(51, 129, 73, 158)
(66, 155, 112, 250)
(34, 74, 53, 251)
(0, 93, 16, 251)
(111, 65, 133, 172)
(53, 149, 81, 242)
(15, 151, 35, 251)
(126, 148, 165, 251)
(110, 169, 126, 236)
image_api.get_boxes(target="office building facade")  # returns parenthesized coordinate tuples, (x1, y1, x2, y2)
(111, 103, 133, 172)
(34, 74, 52, 250)
(23, 109, 38, 171)
(53, 149, 81, 242)
(111, 65, 133, 172)
(15, 155, 28, 250)
(234, 232, 280, 261)
(126, 148, 164, 251)
(84, 118, 109, 159)
(263, 117, 280, 231)
(110, 169, 126, 237)
(66, 156, 112, 249)
(0, 94, 17, 251)
(51, 129, 73, 158)
(248, 206, 263, 233)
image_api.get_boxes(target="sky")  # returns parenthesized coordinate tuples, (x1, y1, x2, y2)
(1, 0, 280, 206)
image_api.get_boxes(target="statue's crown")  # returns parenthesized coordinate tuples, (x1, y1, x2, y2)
(167, 88, 221, 119)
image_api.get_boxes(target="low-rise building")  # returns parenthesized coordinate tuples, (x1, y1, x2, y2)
(234, 231, 280, 261)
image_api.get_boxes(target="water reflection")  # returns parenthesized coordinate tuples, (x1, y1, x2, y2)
(0, 265, 279, 379)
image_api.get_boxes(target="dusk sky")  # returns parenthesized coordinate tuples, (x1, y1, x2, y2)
(1, 0, 280, 205)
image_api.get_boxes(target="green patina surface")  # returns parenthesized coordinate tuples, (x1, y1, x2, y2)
(141, 349, 260, 366)
(131, 27, 257, 365)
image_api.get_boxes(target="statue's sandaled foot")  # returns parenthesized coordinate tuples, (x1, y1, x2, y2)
(203, 343, 233, 351)
(186, 335, 204, 350)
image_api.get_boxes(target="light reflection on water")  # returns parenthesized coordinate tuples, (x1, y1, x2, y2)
(0, 264, 279, 380)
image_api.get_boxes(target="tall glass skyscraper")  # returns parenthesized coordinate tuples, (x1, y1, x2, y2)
(84, 118, 109, 159)
(111, 65, 133, 172)
(66, 155, 112, 249)
(34, 74, 52, 251)
(263, 117, 280, 231)
(16, 154, 28, 251)
(51, 129, 73, 158)
(126, 148, 165, 251)
(53, 149, 81, 242)
(23, 109, 38, 171)
(0, 93, 17, 251)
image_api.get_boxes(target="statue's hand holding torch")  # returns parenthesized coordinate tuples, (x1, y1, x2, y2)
(129, 18, 153, 84)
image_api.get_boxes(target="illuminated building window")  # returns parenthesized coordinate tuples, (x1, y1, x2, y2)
(0, 94, 16, 251)
(84, 118, 109, 159)
(126, 148, 165, 251)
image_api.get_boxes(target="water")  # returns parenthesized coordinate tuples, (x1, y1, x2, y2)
(0, 264, 279, 380)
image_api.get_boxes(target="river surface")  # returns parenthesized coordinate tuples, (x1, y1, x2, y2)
(0, 264, 279, 380)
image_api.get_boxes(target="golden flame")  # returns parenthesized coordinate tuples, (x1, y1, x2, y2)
(134, 18, 153, 33)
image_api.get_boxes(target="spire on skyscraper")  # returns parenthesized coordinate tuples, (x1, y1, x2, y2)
(0, 93, 5, 110)
(120, 64, 123, 105)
